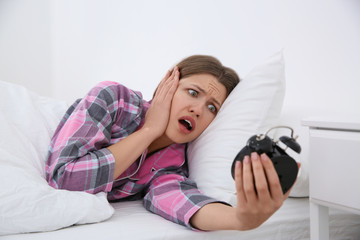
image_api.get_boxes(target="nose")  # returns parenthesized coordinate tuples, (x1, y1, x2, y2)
(189, 102, 204, 117)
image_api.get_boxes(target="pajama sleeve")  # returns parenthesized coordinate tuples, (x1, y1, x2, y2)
(46, 81, 146, 193)
(143, 173, 224, 230)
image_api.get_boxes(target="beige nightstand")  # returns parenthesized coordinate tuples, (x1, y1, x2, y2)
(302, 117, 360, 240)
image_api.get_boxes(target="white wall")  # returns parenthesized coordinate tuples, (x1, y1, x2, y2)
(0, 0, 52, 97)
(1, 0, 359, 116)
(49, 0, 287, 103)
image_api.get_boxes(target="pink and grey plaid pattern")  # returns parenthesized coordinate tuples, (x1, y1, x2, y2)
(46, 81, 220, 229)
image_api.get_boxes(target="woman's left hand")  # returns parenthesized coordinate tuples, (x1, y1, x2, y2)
(233, 152, 293, 230)
(189, 153, 300, 231)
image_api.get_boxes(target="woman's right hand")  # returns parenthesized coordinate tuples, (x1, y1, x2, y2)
(143, 66, 179, 138)
(108, 67, 179, 179)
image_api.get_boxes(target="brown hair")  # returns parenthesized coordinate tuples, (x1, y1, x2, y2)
(177, 55, 240, 96)
(154, 55, 240, 98)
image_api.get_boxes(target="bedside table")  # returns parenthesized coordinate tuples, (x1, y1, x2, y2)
(302, 117, 360, 240)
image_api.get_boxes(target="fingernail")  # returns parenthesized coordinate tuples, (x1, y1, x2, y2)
(261, 153, 268, 161)
(244, 155, 250, 164)
(251, 152, 258, 161)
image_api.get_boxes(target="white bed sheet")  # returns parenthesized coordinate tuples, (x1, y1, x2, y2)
(3, 198, 359, 240)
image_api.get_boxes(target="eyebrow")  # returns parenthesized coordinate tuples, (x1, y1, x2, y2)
(190, 84, 222, 108)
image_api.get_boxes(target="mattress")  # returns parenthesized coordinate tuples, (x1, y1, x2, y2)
(3, 198, 360, 240)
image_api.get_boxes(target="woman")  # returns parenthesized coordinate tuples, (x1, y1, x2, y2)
(46, 55, 289, 231)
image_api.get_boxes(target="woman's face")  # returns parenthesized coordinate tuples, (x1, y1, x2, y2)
(165, 73, 227, 143)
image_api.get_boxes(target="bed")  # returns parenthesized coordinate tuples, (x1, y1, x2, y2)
(1, 52, 359, 239)
(2, 198, 360, 240)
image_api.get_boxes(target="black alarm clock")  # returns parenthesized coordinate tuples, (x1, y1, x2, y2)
(231, 126, 301, 194)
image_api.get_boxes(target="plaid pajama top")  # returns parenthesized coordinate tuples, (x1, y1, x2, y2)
(46, 81, 220, 229)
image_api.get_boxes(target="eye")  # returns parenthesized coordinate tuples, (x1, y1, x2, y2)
(208, 104, 217, 113)
(188, 89, 198, 97)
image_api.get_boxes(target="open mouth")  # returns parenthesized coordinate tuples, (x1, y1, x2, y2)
(179, 119, 193, 131)
(178, 116, 195, 134)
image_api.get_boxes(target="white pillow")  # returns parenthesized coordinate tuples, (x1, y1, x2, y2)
(187, 51, 286, 205)
(0, 81, 114, 235)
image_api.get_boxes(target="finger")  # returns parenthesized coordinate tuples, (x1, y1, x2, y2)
(166, 69, 179, 96)
(163, 69, 172, 81)
(235, 161, 247, 204)
(242, 155, 257, 202)
(251, 152, 271, 199)
(163, 66, 177, 84)
(157, 70, 178, 103)
(260, 154, 283, 200)
(154, 70, 171, 98)
(164, 67, 179, 96)
(156, 67, 178, 98)
(160, 69, 172, 86)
